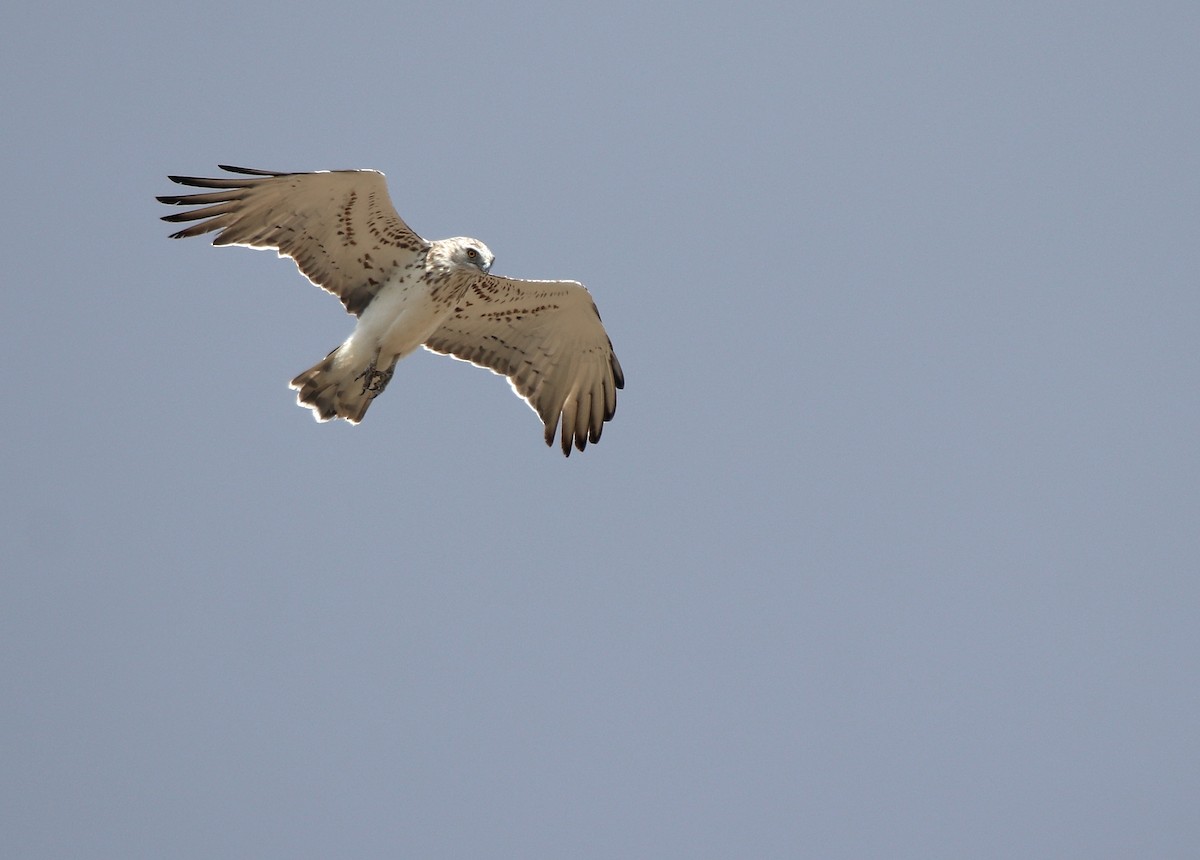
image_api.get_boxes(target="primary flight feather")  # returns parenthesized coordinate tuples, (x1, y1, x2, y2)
(157, 165, 623, 455)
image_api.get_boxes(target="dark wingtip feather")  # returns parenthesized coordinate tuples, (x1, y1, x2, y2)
(157, 190, 241, 206)
(216, 165, 287, 176)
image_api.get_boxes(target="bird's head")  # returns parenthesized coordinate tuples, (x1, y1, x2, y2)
(443, 237, 494, 273)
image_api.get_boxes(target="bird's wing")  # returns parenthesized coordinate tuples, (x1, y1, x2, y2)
(157, 165, 428, 315)
(424, 275, 624, 455)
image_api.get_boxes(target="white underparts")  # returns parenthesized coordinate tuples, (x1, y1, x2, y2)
(340, 273, 455, 371)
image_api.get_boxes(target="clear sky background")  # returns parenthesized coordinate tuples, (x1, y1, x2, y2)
(2, 2, 1197, 857)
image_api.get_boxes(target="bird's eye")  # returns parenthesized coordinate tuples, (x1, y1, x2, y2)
(466, 248, 477, 258)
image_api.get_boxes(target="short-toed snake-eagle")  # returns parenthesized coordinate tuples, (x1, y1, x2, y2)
(158, 166, 623, 455)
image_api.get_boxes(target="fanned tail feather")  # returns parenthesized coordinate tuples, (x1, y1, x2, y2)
(289, 347, 392, 424)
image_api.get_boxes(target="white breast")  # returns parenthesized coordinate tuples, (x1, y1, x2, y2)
(342, 270, 457, 369)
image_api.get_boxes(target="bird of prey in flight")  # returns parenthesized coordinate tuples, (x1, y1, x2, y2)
(157, 165, 623, 455)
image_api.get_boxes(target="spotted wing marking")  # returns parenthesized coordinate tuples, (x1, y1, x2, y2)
(424, 275, 623, 455)
(157, 166, 429, 316)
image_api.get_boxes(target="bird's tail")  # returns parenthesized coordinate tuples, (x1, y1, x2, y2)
(289, 346, 395, 424)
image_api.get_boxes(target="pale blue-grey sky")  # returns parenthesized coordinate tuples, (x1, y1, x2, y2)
(2, 2, 1198, 857)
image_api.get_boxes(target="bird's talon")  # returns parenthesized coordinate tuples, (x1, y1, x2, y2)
(356, 362, 393, 395)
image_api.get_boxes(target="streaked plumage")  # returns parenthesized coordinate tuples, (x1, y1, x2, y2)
(157, 166, 623, 455)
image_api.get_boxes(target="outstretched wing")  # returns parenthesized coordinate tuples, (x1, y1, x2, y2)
(424, 275, 624, 456)
(157, 166, 428, 315)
